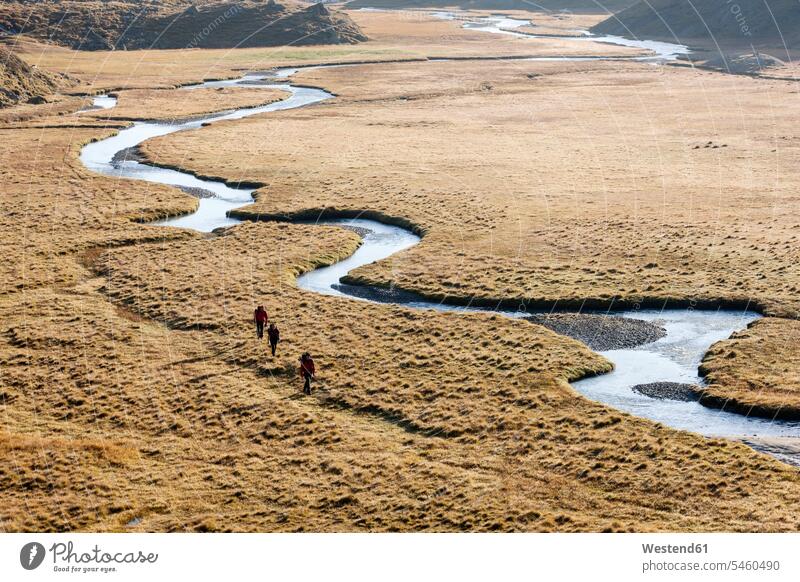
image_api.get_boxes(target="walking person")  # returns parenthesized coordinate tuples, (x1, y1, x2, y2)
(253, 305, 268, 339)
(299, 352, 315, 395)
(267, 323, 280, 356)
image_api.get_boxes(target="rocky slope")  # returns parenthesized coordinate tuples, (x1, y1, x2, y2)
(0, 1, 367, 50)
(0, 47, 60, 107)
(591, 0, 799, 47)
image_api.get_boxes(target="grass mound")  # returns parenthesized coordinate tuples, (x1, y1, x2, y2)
(0, 47, 60, 107)
(699, 318, 800, 421)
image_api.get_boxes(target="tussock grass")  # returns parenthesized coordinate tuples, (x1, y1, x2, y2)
(2, 10, 800, 532)
(85, 221, 800, 532)
(700, 318, 800, 420)
(145, 59, 800, 321)
(0, 125, 197, 296)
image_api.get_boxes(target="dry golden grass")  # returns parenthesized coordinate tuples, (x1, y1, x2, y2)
(88, 87, 290, 122)
(513, 12, 609, 37)
(2, 9, 800, 532)
(78, 221, 800, 531)
(9, 37, 396, 94)
(699, 317, 800, 420)
(142, 59, 800, 320)
(292, 56, 610, 102)
(10, 10, 644, 95)
(351, 9, 644, 58)
(96, 221, 611, 434)
(10, 286, 575, 532)
(0, 122, 196, 296)
(0, 94, 87, 124)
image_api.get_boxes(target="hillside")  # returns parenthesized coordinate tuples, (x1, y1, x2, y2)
(591, 0, 800, 46)
(0, 1, 367, 50)
(0, 47, 60, 106)
(345, 0, 636, 13)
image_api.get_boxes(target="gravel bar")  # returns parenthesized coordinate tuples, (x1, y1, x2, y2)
(632, 382, 702, 402)
(526, 313, 666, 350)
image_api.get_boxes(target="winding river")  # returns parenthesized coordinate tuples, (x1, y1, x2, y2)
(432, 12, 690, 61)
(81, 74, 333, 231)
(79, 13, 800, 462)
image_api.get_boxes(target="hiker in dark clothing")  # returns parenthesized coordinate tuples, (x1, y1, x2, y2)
(267, 323, 280, 356)
(254, 305, 268, 339)
(299, 352, 315, 395)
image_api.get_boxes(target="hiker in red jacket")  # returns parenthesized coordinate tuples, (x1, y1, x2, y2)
(299, 352, 315, 395)
(254, 305, 268, 339)
(267, 323, 280, 356)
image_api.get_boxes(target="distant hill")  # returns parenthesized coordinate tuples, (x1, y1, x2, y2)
(591, 0, 800, 46)
(345, 0, 636, 13)
(0, 46, 60, 107)
(0, 1, 367, 51)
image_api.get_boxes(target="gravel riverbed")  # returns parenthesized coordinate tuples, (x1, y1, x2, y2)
(632, 382, 702, 402)
(526, 313, 666, 350)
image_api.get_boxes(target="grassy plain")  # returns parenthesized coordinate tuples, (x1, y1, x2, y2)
(83, 222, 800, 532)
(1, 8, 799, 532)
(87, 87, 290, 122)
(146, 58, 800, 319)
(13, 9, 644, 94)
(142, 11, 800, 424)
